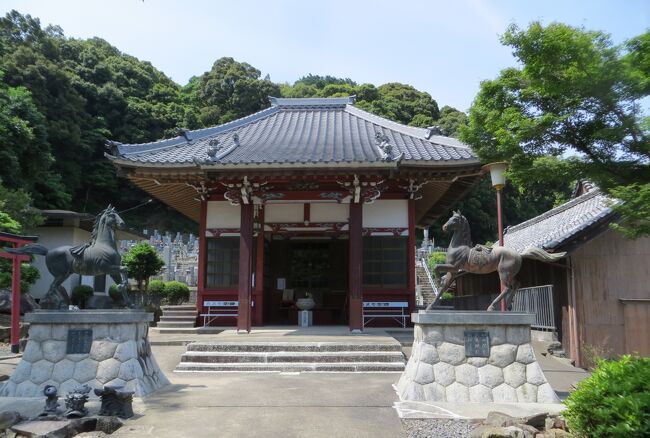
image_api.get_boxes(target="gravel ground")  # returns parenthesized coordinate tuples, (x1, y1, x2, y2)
(0, 342, 15, 357)
(402, 419, 475, 438)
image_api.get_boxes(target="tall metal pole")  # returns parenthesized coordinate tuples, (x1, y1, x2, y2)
(11, 256, 21, 354)
(496, 188, 506, 311)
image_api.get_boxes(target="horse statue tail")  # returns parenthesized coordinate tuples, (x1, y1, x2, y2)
(521, 246, 566, 262)
(4, 243, 49, 256)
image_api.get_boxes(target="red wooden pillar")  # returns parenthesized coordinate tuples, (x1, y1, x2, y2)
(348, 202, 363, 331)
(238, 203, 254, 332)
(196, 200, 207, 315)
(407, 199, 416, 316)
(11, 256, 21, 354)
(253, 206, 265, 326)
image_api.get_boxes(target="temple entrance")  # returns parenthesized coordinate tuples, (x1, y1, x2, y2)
(263, 239, 349, 325)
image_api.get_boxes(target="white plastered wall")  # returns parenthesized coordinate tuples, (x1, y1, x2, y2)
(310, 203, 349, 222)
(265, 203, 303, 223)
(362, 200, 409, 228)
(206, 201, 242, 232)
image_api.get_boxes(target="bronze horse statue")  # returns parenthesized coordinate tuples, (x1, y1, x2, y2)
(426, 211, 565, 311)
(7, 205, 132, 308)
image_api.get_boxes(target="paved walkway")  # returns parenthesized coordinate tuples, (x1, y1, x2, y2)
(149, 325, 409, 345)
(0, 326, 590, 438)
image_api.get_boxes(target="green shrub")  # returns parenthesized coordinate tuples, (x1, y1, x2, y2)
(163, 281, 189, 305)
(71, 284, 94, 308)
(441, 291, 454, 300)
(428, 251, 447, 278)
(108, 283, 122, 304)
(148, 280, 165, 296)
(564, 355, 650, 438)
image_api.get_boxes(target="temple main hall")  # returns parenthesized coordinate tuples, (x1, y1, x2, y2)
(107, 96, 482, 331)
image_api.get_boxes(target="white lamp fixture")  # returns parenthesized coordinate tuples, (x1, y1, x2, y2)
(482, 162, 508, 190)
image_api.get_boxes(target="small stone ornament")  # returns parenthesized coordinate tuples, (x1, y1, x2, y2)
(39, 385, 60, 418)
(95, 385, 135, 419)
(64, 384, 92, 418)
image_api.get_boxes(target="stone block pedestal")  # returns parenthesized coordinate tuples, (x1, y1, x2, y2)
(396, 311, 560, 404)
(0, 310, 169, 398)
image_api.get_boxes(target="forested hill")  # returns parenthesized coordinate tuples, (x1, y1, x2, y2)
(0, 11, 573, 244)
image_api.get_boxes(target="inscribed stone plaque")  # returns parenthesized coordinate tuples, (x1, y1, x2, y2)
(464, 330, 490, 357)
(66, 329, 93, 354)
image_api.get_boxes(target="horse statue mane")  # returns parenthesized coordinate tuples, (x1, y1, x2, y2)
(70, 205, 113, 257)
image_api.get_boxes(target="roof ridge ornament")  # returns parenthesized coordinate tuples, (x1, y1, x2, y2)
(207, 138, 222, 161)
(425, 126, 443, 139)
(175, 128, 192, 143)
(374, 131, 403, 162)
(104, 140, 123, 157)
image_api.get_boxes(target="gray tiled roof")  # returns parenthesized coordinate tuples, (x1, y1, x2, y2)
(503, 187, 618, 252)
(108, 97, 477, 167)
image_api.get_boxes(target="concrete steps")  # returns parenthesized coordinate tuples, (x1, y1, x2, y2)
(416, 265, 438, 307)
(175, 342, 405, 373)
(157, 304, 197, 329)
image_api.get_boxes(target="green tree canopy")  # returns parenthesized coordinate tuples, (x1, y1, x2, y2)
(184, 57, 281, 126)
(461, 22, 650, 238)
(122, 242, 165, 293)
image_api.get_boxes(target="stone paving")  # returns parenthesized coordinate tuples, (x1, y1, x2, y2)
(0, 326, 590, 438)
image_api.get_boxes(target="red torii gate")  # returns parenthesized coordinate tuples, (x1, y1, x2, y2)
(0, 231, 38, 354)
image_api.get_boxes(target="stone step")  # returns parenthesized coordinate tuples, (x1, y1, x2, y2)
(150, 327, 224, 335)
(161, 305, 197, 311)
(157, 320, 194, 328)
(186, 342, 403, 353)
(159, 315, 197, 321)
(174, 361, 405, 372)
(161, 310, 197, 317)
(181, 351, 405, 364)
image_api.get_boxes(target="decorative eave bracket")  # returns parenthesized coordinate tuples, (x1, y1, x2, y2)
(399, 178, 430, 200)
(337, 175, 385, 204)
(221, 176, 270, 205)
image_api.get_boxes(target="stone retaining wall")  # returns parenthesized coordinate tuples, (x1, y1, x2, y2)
(0, 310, 169, 398)
(396, 311, 560, 404)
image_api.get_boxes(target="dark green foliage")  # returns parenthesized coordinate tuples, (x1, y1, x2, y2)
(435, 106, 468, 138)
(564, 355, 650, 438)
(0, 11, 195, 230)
(280, 76, 439, 127)
(163, 281, 189, 305)
(71, 284, 94, 308)
(122, 242, 165, 293)
(108, 283, 122, 304)
(461, 22, 650, 238)
(0, 262, 39, 294)
(428, 251, 447, 271)
(148, 279, 165, 296)
(185, 57, 280, 126)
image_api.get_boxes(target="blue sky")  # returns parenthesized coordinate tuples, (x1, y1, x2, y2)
(2, 0, 648, 111)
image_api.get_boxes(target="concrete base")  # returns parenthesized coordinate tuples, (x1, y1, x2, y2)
(0, 310, 169, 398)
(395, 311, 560, 404)
(393, 400, 565, 419)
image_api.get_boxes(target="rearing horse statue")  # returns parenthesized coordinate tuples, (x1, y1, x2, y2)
(425, 211, 566, 311)
(7, 205, 132, 308)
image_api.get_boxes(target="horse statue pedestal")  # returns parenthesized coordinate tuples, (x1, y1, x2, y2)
(0, 310, 169, 398)
(395, 311, 560, 404)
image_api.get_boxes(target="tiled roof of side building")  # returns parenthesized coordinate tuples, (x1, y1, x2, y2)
(503, 186, 619, 253)
(107, 96, 478, 167)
